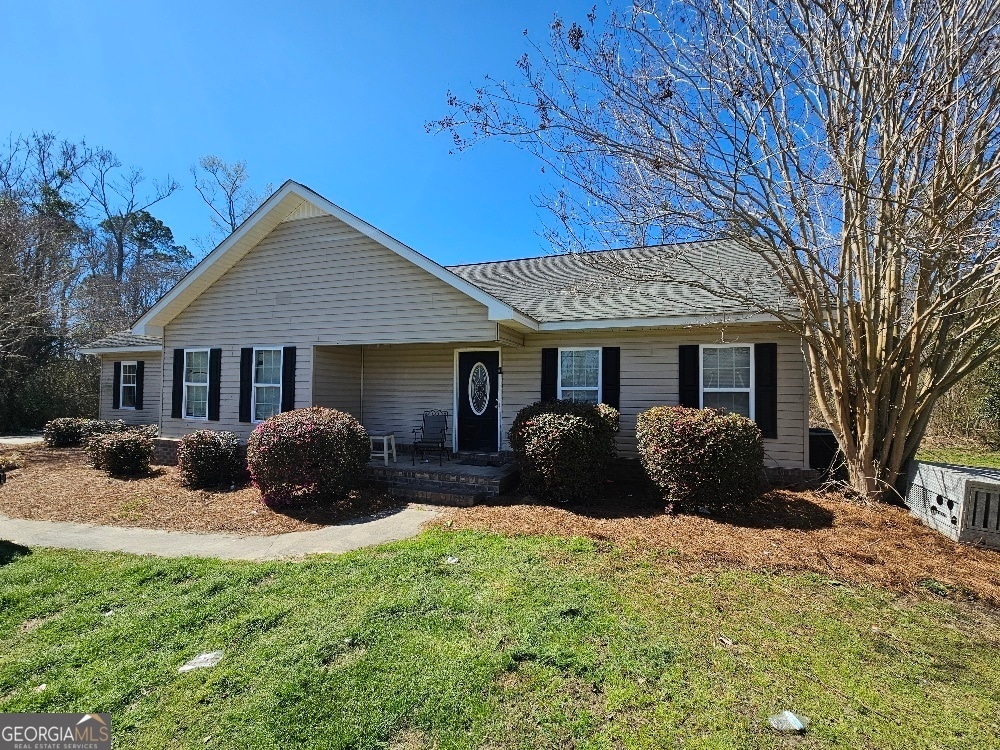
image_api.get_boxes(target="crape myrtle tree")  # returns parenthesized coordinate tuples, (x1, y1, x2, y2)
(433, 0, 1000, 500)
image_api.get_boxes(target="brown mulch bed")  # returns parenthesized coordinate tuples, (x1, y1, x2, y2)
(0, 447, 398, 536)
(436, 483, 1000, 606)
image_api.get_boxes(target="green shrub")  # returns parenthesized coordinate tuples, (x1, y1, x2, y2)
(43, 417, 137, 447)
(508, 400, 619, 502)
(247, 407, 370, 506)
(636, 406, 763, 507)
(44, 417, 92, 446)
(87, 431, 153, 477)
(177, 430, 243, 488)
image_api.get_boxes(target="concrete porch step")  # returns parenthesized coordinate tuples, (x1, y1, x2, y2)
(382, 481, 486, 507)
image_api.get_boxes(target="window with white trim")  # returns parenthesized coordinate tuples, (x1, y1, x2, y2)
(558, 348, 601, 404)
(120, 361, 137, 409)
(253, 348, 282, 422)
(183, 349, 209, 419)
(701, 344, 753, 418)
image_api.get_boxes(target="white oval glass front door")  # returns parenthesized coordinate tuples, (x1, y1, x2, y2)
(468, 362, 490, 416)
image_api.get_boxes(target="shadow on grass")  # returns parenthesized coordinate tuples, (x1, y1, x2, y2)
(0, 539, 31, 566)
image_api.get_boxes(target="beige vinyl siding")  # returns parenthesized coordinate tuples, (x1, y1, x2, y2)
(98, 354, 161, 426)
(501, 327, 808, 468)
(347, 327, 807, 468)
(159, 213, 501, 439)
(165, 214, 497, 346)
(313, 346, 362, 417)
(360, 343, 458, 442)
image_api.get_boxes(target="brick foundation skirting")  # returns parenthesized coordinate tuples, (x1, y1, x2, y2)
(152, 438, 179, 466)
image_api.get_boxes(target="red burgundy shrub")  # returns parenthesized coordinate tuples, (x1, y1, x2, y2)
(177, 430, 243, 488)
(636, 406, 763, 507)
(246, 407, 370, 506)
(87, 431, 154, 477)
(508, 400, 619, 502)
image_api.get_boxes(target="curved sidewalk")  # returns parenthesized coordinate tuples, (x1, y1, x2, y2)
(0, 505, 437, 561)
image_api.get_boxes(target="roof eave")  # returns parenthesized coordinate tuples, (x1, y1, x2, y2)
(78, 345, 163, 355)
(536, 312, 786, 331)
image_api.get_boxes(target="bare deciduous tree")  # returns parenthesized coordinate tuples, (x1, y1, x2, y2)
(434, 0, 1000, 500)
(80, 149, 180, 282)
(191, 155, 271, 250)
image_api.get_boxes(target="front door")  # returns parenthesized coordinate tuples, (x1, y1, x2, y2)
(457, 350, 500, 452)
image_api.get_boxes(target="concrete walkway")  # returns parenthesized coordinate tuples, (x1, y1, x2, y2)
(0, 505, 438, 561)
(0, 435, 43, 448)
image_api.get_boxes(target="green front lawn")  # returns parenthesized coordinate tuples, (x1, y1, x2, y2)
(2, 531, 998, 749)
(916, 446, 1000, 469)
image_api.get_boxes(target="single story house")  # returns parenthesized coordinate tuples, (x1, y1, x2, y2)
(80, 180, 809, 469)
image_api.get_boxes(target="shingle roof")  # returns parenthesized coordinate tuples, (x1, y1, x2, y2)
(79, 332, 162, 352)
(446, 240, 792, 323)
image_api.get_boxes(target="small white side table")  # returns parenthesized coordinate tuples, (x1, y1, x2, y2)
(370, 433, 397, 466)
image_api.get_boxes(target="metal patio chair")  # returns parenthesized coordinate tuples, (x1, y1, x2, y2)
(412, 410, 450, 465)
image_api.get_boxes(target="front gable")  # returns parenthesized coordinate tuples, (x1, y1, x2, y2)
(133, 181, 536, 340)
(166, 209, 502, 345)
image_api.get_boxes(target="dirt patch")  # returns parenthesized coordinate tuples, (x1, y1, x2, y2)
(436, 485, 1000, 606)
(0, 447, 398, 536)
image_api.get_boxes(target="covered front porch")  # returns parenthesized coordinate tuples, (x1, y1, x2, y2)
(311, 341, 514, 455)
(312, 341, 521, 505)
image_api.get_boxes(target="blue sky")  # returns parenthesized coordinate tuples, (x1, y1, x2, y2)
(4, 0, 595, 265)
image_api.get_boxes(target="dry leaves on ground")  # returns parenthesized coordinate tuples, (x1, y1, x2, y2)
(436, 486, 1000, 606)
(0, 447, 397, 535)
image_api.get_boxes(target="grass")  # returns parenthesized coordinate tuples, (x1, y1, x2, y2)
(916, 446, 1000, 469)
(2, 531, 999, 749)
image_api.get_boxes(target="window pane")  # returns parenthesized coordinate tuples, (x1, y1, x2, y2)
(121, 363, 136, 386)
(702, 346, 751, 389)
(703, 391, 750, 417)
(255, 349, 282, 386)
(186, 384, 208, 418)
(121, 385, 136, 408)
(185, 351, 209, 383)
(255, 385, 281, 421)
(733, 347, 751, 387)
(560, 349, 599, 389)
(563, 388, 599, 405)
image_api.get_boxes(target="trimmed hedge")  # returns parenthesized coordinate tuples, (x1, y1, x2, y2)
(508, 400, 619, 502)
(43, 418, 133, 447)
(87, 431, 154, 477)
(636, 406, 763, 507)
(247, 407, 370, 506)
(177, 430, 243, 488)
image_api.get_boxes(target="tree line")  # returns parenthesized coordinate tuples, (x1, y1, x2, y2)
(0, 132, 266, 431)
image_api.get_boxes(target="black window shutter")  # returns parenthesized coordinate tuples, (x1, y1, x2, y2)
(239, 348, 253, 423)
(755, 343, 778, 439)
(134, 360, 144, 410)
(678, 345, 700, 407)
(281, 346, 296, 412)
(541, 348, 558, 401)
(208, 348, 222, 421)
(171, 349, 184, 418)
(112, 361, 122, 409)
(601, 347, 621, 409)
